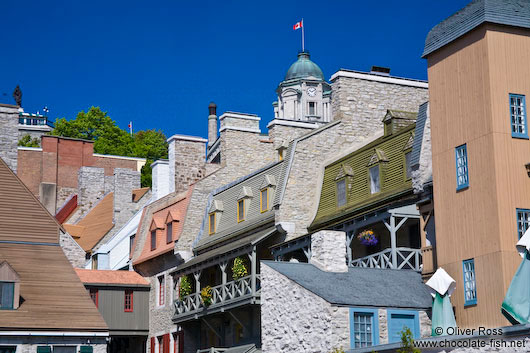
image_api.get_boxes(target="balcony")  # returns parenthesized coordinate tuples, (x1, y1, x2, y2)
(174, 274, 261, 323)
(18, 116, 54, 128)
(350, 247, 422, 271)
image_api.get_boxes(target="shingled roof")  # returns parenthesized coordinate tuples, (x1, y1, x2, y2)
(263, 261, 432, 309)
(423, 0, 530, 57)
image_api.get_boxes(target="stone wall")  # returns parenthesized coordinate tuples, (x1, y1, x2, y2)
(261, 263, 350, 353)
(70, 166, 106, 223)
(310, 230, 348, 272)
(113, 168, 141, 227)
(60, 230, 87, 268)
(56, 186, 77, 211)
(412, 104, 432, 194)
(168, 136, 207, 194)
(267, 122, 315, 151)
(331, 74, 429, 140)
(0, 104, 19, 173)
(219, 112, 261, 133)
(219, 130, 275, 173)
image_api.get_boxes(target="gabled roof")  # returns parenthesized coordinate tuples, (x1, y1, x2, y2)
(75, 269, 149, 287)
(64, 193, 115, 252)
(0, 260, 20, 282)
(411, 102, 430, 170)
(132, 187, 150, 203)
(0, 158, 107, 331)
(423, 0, 530, 58)
(263, 261, 432, 309)
(383, 110, 417, 122)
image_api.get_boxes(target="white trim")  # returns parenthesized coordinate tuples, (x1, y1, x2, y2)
(151, 159, 169, 168)
(330, 70, 429, 88)
(93, 153, 146, 162)
(0, 331, 109, 337)
(166, 134, 208, 143)
(219, 126, 261, 134)
(17, 146, 42, 151)
(219, 112, 260, 121)
(266, 119, 319, 129)
(18, 125, 52, 131)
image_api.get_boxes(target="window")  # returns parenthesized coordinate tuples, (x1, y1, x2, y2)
(124, 289, 133, 312)
(237, 199, 245, 222)
(158, 275, 165, 306)
(36, 347, 52, 353)
(349, 308, 378, 349)
(89, 288, 98, 308)
(455, 144, 469, 190)
(129, 234, 135, 254)
(510, 94, 528, 139)
(91, 254, 98, 270)
(463, 259, 477, 306)
(278, 149, 284, 161)
(166, 222, 173, 244)
(405, 151, 412, 179)
(173, 331, 184, 353)
(260, 188, 269, 213)
(0, 281, 14, 310)
(308, 102, 316, 115)
(517, 209, 530, 239)
(369, 165, 380, 194)
(151, 230, 157, 251)
(208, 213, 216, 235)
(336, 179, 346, 206)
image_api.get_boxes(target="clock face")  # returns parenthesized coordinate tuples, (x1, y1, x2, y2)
(307, 87, 317, 97)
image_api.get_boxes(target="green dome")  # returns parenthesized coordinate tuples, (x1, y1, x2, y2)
(285, 52, 325, 81)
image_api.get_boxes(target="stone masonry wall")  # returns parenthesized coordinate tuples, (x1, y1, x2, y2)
(0, 104, 19, 173)
(69, 166, 106, 224)
(220, 115, 260, 132)
(412, 104, 432, 194)
(261, 263, 350, 353)
(220, 130, 275, 173)
(113, 168, 141, 226)
(168, 139, 207, 194)
(268, 123, 314, 151)
(310, 230, 348, 272)
(331, 75, 429, 140)
(60, 230, 87, 268)
(56, 186, 77, 212)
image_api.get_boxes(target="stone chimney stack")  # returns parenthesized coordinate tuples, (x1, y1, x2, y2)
(208, 102, 218, 148)
(167, 135, 207, 194)
(151, 159, 170, 200)
(113, 168, 141, 226)
(310, 230, 348, 273)
(0, 103, 20, 173)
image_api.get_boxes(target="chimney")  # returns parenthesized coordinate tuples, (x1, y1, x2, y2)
(0, 104, 20, 173)
(310, 230, 348, 272)
(151, 159, 170, 200)
(113, 168, 141, 226)
(370, 66, 391, 76)
(208, 102, 217, 148)
(167, 134, 207, 194)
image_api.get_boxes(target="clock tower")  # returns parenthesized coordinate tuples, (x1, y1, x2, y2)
(272, 51, 331, 124)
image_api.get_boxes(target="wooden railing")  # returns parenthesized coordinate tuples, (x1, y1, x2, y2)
(174, 274, 261, 318)
(350, 247, 422, 271)
(197, 348, 228, 353)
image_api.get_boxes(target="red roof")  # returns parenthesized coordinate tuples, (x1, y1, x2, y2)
(75, 269, 149, 286)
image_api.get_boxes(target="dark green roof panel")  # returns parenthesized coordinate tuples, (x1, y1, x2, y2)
(285, 52, 325, 81)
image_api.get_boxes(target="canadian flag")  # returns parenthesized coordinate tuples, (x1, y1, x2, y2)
(293, 20, 303, 30)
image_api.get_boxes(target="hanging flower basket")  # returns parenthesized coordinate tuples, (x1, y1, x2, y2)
(357, 229, 378, 246)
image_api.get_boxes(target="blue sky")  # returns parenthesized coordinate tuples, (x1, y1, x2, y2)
(1, 0, 470, 138)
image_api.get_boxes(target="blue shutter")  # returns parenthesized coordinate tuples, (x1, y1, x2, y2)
(36, 347, 52, 353)
(387, 310, 420, 343)
(80, 346, 93, 353)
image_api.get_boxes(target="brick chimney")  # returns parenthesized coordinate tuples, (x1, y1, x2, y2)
(310, 230, 348, 273)
(167, 135, 207, 194)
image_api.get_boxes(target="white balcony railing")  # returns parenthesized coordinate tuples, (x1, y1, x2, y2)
(174, 274, 261, 318)
(350, 247, 422, 271)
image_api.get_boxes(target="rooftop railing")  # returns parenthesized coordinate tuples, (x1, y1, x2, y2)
(350, 247, 422, 272)
(18, 116, 54, 128)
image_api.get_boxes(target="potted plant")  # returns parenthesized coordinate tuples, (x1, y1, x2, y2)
(232, 256, 248, 280)
(201, 286, 213, 307)
(179, 275, 192, 300)
(357, 229, 378, 246)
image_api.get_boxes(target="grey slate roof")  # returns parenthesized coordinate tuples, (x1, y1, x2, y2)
(423, 0, 530, 58)
(263, 261, 432, 309)
(410, 102, 429, 169)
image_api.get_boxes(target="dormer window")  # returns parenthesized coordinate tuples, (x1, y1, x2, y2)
(209, 212, 216, 235)
(238, 199, 245, 222)
(166, 222, 173, 244)
(0, 261, 20, 310)
(405, 151, 412, 179)
(336, 179, 346, 206)
(151, 230, 156, 251)
(367, 149, 387, 194)
(369, 165, 380, 194)
(150, 219, 164, 251)
(335, 164, 353, 207)
(260, 188, 269, 213)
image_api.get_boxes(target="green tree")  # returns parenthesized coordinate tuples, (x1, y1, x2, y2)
(18, 134, 40, 147)
(51, 107, 168, 187)
(397, 327, 421, 353)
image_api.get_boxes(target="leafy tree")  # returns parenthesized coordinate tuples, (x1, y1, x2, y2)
(51, 107, 168, 187)
(18, 135, 40, 147)
(397, 327, 421, 353)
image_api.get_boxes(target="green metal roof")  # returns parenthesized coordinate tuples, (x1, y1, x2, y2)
(285, 52, 325, 81)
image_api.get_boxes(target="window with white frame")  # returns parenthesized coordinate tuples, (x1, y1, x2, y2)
(517, 209, 530, 239)
(369, 165, 380, 194)
(463, 259, 477, 306)
(158, 275, 165, 306)
(455, 144, 469, 190)
(510, 94, 528, 138)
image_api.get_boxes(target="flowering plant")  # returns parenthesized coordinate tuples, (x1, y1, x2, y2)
(357, 229, 378, 246)
(201, 286, 213, 306)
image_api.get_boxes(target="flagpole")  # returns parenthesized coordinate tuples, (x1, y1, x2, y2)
(302, 18, 305, 52)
